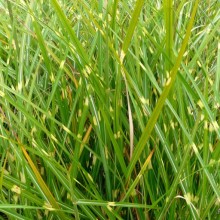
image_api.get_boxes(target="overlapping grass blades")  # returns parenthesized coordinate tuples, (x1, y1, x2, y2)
(0, 0, 219, 219)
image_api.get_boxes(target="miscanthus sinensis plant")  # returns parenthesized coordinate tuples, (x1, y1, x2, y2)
(0, 0, 219, 219)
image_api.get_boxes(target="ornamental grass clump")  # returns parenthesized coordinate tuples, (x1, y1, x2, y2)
(0, 0, 219, 219)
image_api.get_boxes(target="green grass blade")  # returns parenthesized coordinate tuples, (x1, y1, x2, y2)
(127, 0, 200, 179)
(122, 0, 144, 55)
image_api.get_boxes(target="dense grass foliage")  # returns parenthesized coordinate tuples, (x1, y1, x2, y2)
(0, 0, 219, 219)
